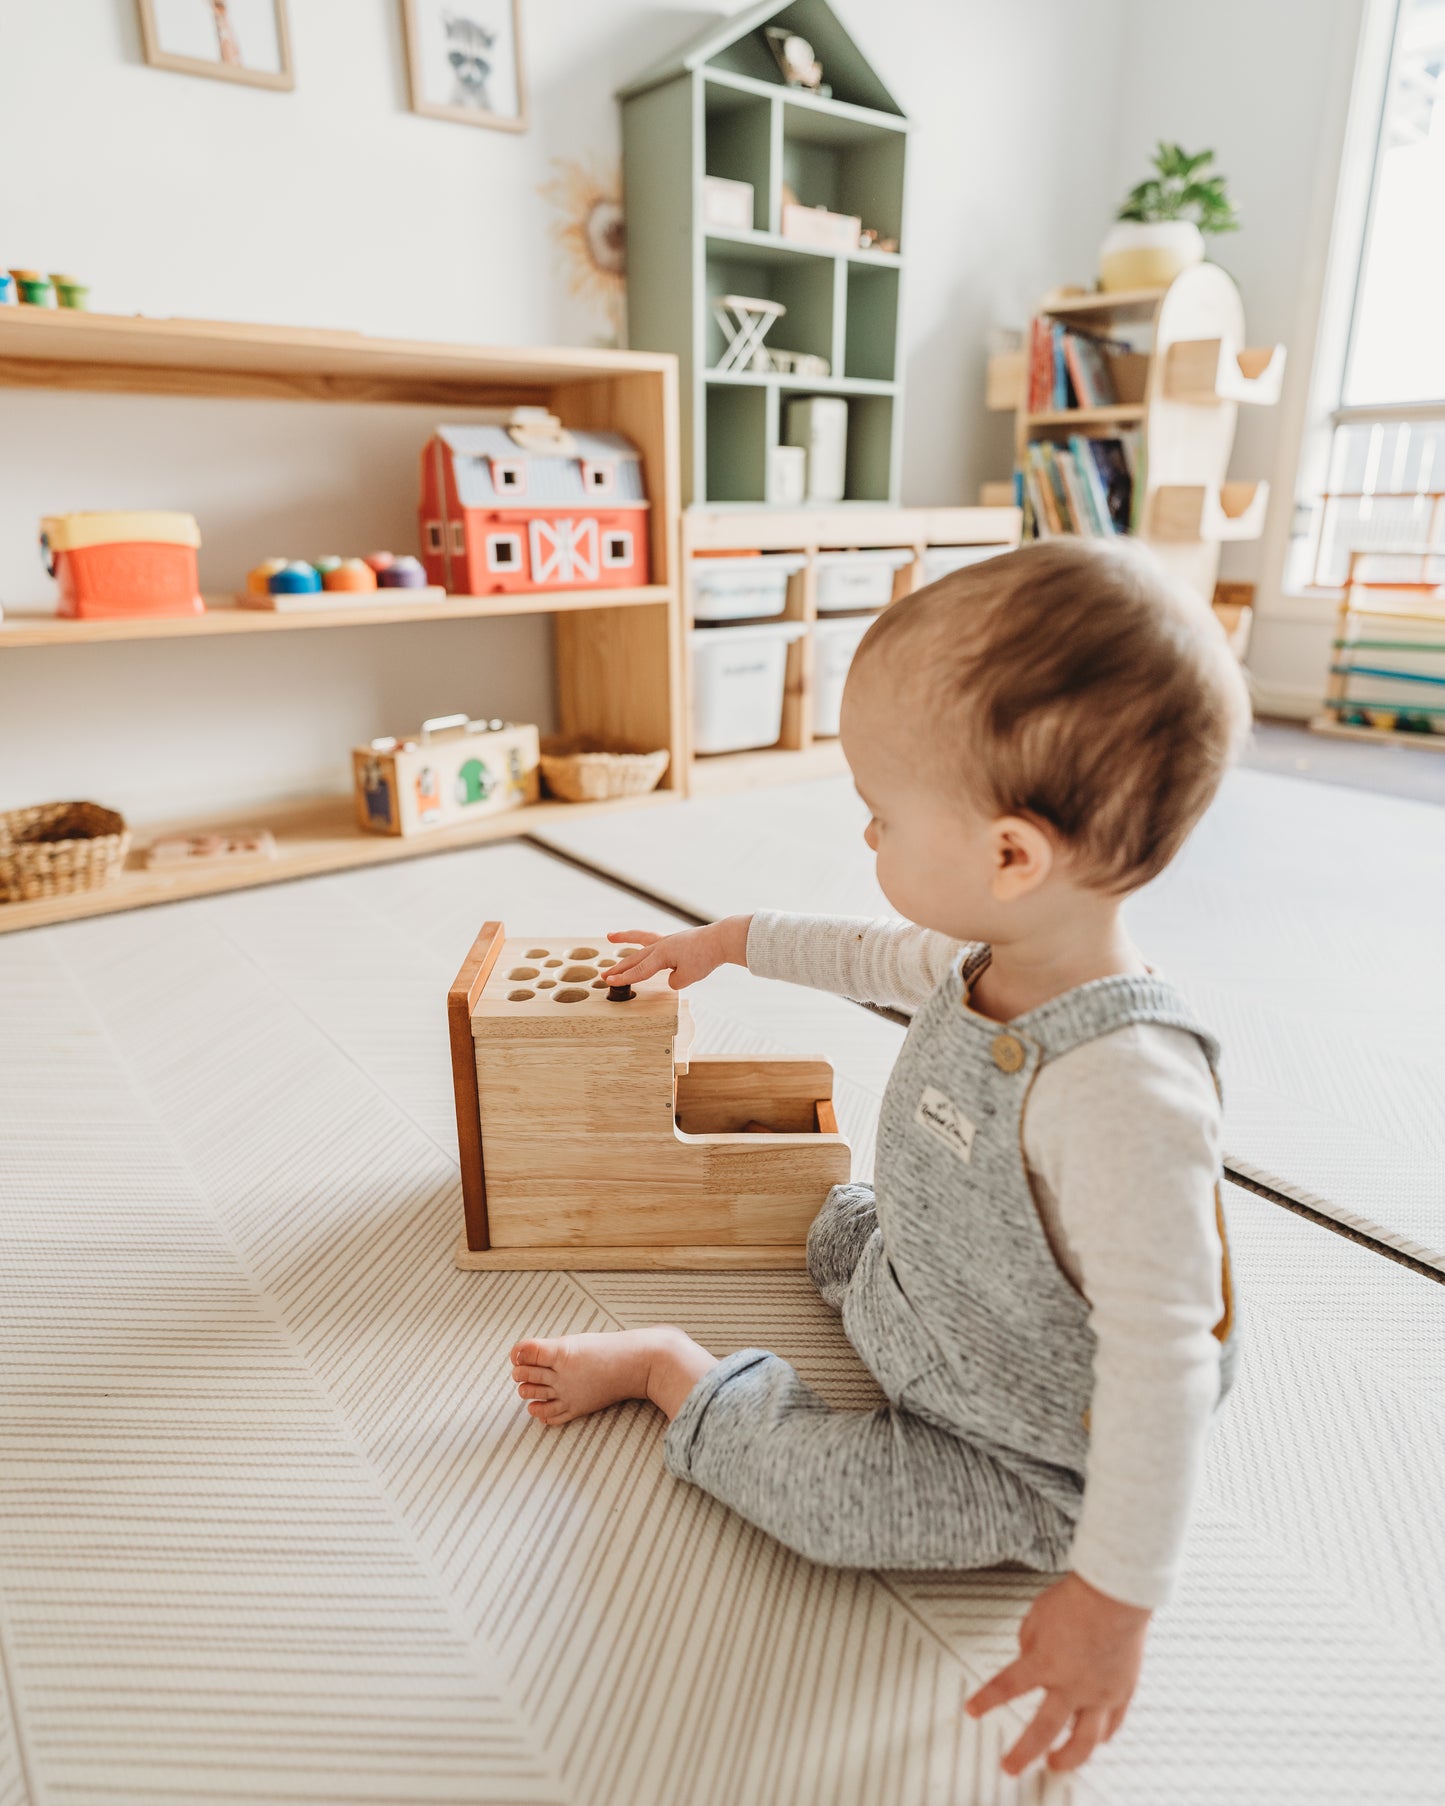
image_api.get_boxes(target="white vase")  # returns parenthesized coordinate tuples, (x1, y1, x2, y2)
(1097, 219, 1205, 292)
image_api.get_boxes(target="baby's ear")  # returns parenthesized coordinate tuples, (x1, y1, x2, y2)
(989, 815, 1053, 900)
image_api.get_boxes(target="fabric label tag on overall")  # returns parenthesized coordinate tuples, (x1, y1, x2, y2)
(914, 1087, 976, 1163)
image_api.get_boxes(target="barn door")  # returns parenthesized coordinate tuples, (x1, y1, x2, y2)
(528, 517, 599, 585)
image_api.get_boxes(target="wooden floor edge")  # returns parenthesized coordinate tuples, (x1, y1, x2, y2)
(453, 1229, 808, 1270)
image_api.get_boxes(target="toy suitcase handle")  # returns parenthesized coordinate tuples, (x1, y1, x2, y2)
(420, 714, 469, 743)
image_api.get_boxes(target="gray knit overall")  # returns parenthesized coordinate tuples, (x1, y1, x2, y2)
(663, 948, 1236, 1572)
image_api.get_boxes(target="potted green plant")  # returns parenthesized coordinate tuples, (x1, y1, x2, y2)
(1098, 144, 1239, 293)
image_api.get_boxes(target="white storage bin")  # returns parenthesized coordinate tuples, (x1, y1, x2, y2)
(691, 553, 807, 623)
(920, 544, 1010, 585)
(690, 621, 808, 754)
(814, 548, 914, 613)
(812, 613, 878, 737)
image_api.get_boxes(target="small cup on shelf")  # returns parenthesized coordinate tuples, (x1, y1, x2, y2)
(268, 560, 322, 595)
(247, 557, 288, 595)
(323, 558, 378, 592)
(10, 270, 54, 307)
(51, 275, 90, 310)
(376, 555, 426, 589)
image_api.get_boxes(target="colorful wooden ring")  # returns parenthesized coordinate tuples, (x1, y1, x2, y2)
(322, 559, 378, 592)
(247, 557, 289, 595)
(311, 555, 344, 575)
(269, 561, 323, 594)
(377, 555, 426, 589)
(363, 551, 395, 573)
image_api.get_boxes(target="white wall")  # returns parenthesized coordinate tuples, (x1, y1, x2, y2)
(1109, 0, 1374, 714)
(0, 0, 1370, 821)
(0, 0, 1131, 820)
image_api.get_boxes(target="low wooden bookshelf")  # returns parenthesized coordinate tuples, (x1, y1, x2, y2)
(683, 503, 1020, 788)
(984, 265, 1285, 616)
(0, 308, 685, 933)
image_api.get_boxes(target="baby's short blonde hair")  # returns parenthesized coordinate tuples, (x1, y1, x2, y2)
(849, 538, 1251, 894)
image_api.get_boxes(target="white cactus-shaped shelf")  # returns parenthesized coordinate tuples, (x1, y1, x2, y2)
(991, 263, 1286, 606)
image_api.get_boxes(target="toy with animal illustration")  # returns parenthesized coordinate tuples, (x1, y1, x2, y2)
(239, 551, 444, 611)
(353, 715, 540, 837)
(447, 921, 850, 1270)
(419, 408, 650, 595)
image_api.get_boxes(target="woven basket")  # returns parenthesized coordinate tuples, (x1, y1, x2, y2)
(0, 801, 130, 902)
(539, 737, 670, 804)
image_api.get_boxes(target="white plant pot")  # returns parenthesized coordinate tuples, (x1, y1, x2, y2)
(1098, 219, 1205, 292)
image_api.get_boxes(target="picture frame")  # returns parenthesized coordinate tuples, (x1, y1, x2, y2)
(401, 0, 527, 133)
(136, 0, 294, 90)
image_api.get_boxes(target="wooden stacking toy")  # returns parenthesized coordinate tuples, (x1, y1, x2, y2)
(448, 922, 851, 1270)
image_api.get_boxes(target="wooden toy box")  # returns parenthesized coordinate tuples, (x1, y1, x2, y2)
(353, 716, 539, 836)
(448, 923, 851, 1269)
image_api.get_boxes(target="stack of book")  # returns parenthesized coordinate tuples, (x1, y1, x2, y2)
(1322, 561, 1445, 737)
(1021, 434, 1141, 539)
(1026, 320, 1129, 413)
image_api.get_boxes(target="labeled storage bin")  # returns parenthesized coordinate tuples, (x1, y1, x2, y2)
(690, 621, 807, 754)
(920, 543, 1010, 585)
(691, 553, 806, 622)
(813, 614, 877, 737)
(814, 548, 913, 613)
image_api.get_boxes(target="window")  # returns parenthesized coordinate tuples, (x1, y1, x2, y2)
(425, 520, 443, 553)
(449, 521, 465, 556)
(581, 459, 616, 495)
(486, 532, 522, 572)
(602, 529, 634, 568)
(489, 457, 527, 496)
(1311, 0, 1445, 584)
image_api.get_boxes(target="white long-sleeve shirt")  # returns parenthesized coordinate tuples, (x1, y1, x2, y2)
(747, 911, 1227, 1610)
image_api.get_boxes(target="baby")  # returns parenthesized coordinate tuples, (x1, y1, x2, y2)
(510, 538, 1250, 1776)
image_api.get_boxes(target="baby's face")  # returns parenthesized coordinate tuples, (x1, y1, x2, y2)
(840, 675, 1018, 944)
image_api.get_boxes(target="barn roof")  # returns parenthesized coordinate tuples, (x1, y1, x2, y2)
(437, 427, 648, 508)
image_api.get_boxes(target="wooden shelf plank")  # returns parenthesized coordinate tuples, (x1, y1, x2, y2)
(1025, 404, 1146, 427)
(0, 307, 675, 407)
(704, 370, 897, 396)
(684, 504, 1019, 553)
(0, 788, 679, 935)
(688, 739, 850, 794)
(0, 587, 672, 649)
(1037, 288, 1165, 317)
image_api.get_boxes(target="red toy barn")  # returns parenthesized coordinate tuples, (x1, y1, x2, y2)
(418, 419, 650, 595)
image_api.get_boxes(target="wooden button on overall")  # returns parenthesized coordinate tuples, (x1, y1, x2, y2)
(991, 1033, 1026, 1074)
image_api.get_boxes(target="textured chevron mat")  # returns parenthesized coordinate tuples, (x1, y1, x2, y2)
(535, 765, 1445, 1276)
(2, 839, 1442, 1804)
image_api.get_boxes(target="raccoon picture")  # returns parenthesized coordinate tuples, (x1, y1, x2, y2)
(443, 10, 497, 111)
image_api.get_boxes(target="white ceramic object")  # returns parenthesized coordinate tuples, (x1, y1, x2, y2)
(1097, 219, 1204, 293)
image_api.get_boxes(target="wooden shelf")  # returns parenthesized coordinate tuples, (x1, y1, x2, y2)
(1164, 338, 1287, 406)
(0, 306, 675, 407)
(0, 586, 672, 649)
(0, 788, 679, 936)
(1150, 480, 1269, 543)
(1037, 287, 1166, 318)
(1026, 404, 1146, 428)
(699, 68, 907, 137)
(689, 738, 850, 793)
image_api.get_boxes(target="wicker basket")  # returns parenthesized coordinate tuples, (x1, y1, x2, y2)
(538, 737, 670, 804)
(0, 801, 131, 902)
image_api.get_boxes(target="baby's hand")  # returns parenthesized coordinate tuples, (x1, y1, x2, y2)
(605, 917, 750, 991)
(966, 1571, 1149, 1774)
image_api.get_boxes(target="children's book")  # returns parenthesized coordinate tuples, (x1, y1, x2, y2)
(1055, 446, 1097, 536)
(1069, 434, 1115, 535)
(1062, 334, 1121, 409)
(1085, 438, 1134, 535)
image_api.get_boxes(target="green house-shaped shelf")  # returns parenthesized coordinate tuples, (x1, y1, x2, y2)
(619, 0, 907, 508)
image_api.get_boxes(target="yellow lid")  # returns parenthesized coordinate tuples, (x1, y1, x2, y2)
(41, 511, 201, 551)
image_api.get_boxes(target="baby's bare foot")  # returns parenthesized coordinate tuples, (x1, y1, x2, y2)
(509, 1325, 715, 1426)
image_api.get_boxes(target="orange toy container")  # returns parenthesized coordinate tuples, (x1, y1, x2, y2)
(41, 512, 204, 619)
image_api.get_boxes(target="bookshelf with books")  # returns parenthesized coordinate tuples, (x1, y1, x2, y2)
(985, 263, 1285, 627)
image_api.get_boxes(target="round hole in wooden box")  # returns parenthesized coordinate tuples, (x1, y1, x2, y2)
(561, 965, 597, 981)
(508, 966, 539, 981)
(569, 946, 599, 959)
(552, 988, 589, 1003)
(507, 989, 535, 1002)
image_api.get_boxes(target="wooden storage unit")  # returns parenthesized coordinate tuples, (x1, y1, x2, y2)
(620, 0, 907, 506)
(683, 503, 1020, 791)
(0, 307, 685, 934)
(984, 264, 1285, 614)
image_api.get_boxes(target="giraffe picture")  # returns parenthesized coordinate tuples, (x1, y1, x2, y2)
(136, 0, 294, 90)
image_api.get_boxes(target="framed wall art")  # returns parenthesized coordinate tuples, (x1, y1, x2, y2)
(402, 0, 527, 132)
(136, 0, 294, 90)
